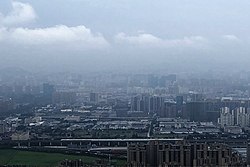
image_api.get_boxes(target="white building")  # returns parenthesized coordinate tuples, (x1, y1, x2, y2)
(218, 107, 234, 127)
(219, 107, 250, 128)
(236, 107, 250, 127)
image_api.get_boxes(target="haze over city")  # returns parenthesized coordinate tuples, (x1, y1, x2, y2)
(2, 1, 250, 167)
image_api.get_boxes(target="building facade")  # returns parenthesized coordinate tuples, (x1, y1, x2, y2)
(127, 140, 243, 167)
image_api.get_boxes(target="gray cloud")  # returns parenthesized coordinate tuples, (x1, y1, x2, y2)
(0, 0, 249, 73)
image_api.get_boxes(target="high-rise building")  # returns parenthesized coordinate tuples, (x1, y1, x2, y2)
(247, 142, 250, 166)
(130, 95, 165, 115)
(158, 102, 177, 118)
(150, 96, 165, 115)
(42, 83, 55, 104)
(43, 83, 55, 96)
(190, 93, 203, 102)
(127, 140, 243, 167)
(52, 92, 77, 105)
(187, 101, 205, 122)
(176, 96, 184, 108)
(218, 107, 250, 127)
(158, 76, 167, 87)
(147, 74, 158, 88)
(219, 107, 235, 127)
(131, 95, 141, 111)
(236, 107, 250, 127)
(90, 92, 99, 103)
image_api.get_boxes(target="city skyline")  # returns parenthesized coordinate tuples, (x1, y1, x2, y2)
(1, 1, 250, 166)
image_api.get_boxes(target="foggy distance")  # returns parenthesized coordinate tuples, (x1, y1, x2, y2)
(1, 1, 250, 167)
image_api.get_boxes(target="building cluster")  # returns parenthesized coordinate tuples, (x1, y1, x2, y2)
(219, 107, 250, 127)
(1, 71, 250, 165)
(155, 118, 220, 135)
(127, 139, 244, 167)
(93, 120, 149, 130)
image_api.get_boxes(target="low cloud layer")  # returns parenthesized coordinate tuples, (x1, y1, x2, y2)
(115, 32, 207, 48)
(0, 25, 109, 49)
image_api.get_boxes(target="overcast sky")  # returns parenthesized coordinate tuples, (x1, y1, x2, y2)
(0, 0, 250, 74)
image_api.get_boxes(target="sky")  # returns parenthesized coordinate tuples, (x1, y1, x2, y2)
(0, 0, 250, 74)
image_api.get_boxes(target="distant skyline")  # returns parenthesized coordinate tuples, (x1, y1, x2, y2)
(0, 0, 250, 73)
